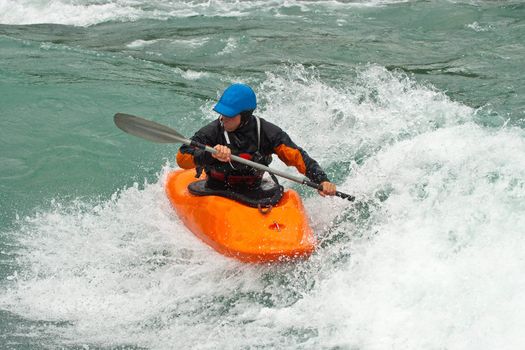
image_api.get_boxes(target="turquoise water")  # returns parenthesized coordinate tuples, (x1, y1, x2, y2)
(1, 0, 525, 349)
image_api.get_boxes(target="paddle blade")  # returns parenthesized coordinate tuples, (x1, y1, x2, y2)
(114, 113, 188, 144)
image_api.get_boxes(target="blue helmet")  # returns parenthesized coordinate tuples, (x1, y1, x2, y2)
(213, 83, 257, 118)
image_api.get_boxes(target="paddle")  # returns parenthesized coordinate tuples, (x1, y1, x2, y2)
(114, 113, 355, 201)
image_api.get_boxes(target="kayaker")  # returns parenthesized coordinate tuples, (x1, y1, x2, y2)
(176, 83, 337, 197)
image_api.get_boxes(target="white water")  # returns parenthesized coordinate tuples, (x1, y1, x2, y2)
(2, 66, 525, 349)
(0, 0, 414, 27)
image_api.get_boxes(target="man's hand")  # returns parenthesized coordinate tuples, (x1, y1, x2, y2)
(211, 145, 231, 162)
(318, 181, 337, 196)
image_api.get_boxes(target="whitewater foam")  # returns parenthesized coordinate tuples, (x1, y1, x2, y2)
(258, 64, 472, 171)
(284, 124, 525, 349)
(2, 65, 525, 349)
(126, 39, 161, 49)
(217, 37, 238, 56)
(0, 0, 420, 27)
(0, 0, 145, 26)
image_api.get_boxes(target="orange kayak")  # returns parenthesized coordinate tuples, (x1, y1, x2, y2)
(165, 169, 316, 262)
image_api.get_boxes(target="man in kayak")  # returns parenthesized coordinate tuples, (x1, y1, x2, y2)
(176, 83, 337, 197)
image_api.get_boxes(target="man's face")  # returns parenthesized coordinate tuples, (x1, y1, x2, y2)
(220, 114, 241, 132)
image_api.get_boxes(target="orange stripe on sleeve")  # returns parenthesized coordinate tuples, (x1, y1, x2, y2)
(274, 144, 307, 175)
(176, 150, 196, 169)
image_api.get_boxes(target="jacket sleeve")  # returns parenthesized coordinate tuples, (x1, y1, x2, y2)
(265, 122, 329, 184)
(176, 124, 217, 169)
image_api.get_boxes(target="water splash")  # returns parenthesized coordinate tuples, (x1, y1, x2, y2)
(258, 64, 471, 184)
(2, 65, 525, 349)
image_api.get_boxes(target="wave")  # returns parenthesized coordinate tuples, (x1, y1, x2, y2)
(2, 65, 525, 349)
(0, 0, 411, 27)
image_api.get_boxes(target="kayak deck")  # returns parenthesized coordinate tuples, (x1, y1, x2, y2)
(165, 169, 316, 262)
